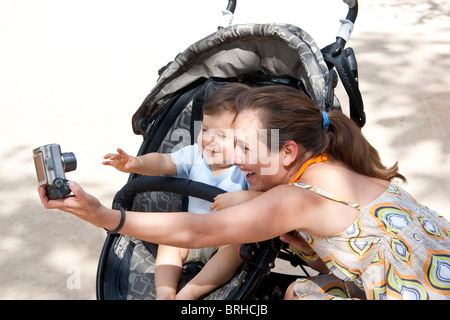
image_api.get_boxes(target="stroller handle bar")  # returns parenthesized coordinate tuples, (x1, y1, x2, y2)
(343, 0, 358, 23)
(222, 0, 358, 21)
(335, 0, 358, 48)
(226, 0, 237, 13)
(220, 0, 358, 44)
(218, 0, 237, 29)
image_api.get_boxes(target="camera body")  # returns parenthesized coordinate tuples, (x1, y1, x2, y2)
(33, 144, 77, 199)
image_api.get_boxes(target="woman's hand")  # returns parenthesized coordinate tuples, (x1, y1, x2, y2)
(102, 148, 140, 173)
(210, 190, 262, 211)
(280, 232, 329, 274)
(280, 232, 315, 256)
(38, 181, 117, 230)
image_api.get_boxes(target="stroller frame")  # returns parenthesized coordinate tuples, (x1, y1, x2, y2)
(96, 0, 365, 300)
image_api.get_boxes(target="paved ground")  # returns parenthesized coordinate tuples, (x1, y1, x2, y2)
(0, 0, 448, 299)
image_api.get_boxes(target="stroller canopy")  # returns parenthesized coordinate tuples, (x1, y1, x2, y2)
(132, 23, 330, 136)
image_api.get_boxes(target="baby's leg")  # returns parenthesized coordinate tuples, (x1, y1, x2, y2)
(155, 245, 190, 300)
(176, 244, 243, 300)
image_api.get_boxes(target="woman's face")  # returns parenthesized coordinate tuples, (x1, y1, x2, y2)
(233, 109, 286, 191)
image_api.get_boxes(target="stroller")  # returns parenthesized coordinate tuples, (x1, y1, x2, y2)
(96, 0, 365, 300)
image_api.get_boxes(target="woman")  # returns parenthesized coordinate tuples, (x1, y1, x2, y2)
(38, 85, 450, 300)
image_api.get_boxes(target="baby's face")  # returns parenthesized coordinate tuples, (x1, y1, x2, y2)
(198, 110, 235, 167)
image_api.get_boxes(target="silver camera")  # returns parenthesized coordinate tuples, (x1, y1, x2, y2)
(33, 144, 77, 199)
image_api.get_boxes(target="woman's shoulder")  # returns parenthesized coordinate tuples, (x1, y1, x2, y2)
(301, 161, 390, 208)
(266, 184, 326, 212)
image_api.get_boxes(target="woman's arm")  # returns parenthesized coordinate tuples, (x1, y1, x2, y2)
(39, 182, 327, 248)
(123, 184, 325, 247)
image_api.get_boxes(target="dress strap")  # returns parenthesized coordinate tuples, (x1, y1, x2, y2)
(291, 182, 361, 211)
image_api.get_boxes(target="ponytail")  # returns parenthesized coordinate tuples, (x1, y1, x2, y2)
(326, 111, 406, 183)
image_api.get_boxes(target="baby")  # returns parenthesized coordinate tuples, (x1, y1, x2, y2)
(103, 83, 250, 299)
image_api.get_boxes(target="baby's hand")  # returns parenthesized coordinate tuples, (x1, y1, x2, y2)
(102, 148, 139, 173)
(210, 190, 261, 211)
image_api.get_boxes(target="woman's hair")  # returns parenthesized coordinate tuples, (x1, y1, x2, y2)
(202, 82, 251, 116)
(235, 85, 406, 183)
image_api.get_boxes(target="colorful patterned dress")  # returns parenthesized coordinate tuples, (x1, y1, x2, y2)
(291, 183, 450, 300)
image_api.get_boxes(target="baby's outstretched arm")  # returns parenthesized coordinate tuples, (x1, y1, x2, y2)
(103, 148, 176, 176)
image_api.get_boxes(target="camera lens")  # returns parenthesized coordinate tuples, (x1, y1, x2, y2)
(61, 152, 77, 172)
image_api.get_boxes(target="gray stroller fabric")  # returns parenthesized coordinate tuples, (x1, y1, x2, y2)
(132, 23, 330, 135)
